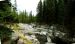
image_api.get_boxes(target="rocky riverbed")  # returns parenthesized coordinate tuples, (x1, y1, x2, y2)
(11, 23, 66, 44)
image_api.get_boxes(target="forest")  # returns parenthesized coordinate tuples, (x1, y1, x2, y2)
(0, 0, 75, 44)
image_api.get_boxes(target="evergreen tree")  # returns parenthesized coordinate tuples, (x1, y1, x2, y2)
(42, 0, 56, 24)
(0, 0, 13, 22)
(36, 0, 43, 24)
(42, 0, 47, 24)
(38, 0, 65, 25)
(18, 10, 35, 23)
(24, 10, 29, 23)
(57, 0, 65, 25)
(64, 0, 75, 39)
(29, 11, 33, 23)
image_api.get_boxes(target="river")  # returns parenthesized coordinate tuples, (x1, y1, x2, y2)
(11, 23, 65, 44)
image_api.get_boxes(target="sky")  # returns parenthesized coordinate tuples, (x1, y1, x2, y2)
(11, 0, 43, 15)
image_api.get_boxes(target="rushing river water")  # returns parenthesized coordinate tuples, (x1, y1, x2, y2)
(11, 23, 65, 44)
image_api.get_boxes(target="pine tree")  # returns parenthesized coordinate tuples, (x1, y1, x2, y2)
(29, 11, 33, 23)
(43, 0, 55, 24)
(42, 0, 47, 24)
(0, 0, 12, 22)
(36, 0, 43, 24)
(57, 0, 65, 25)
(64, 0, 75, 39)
